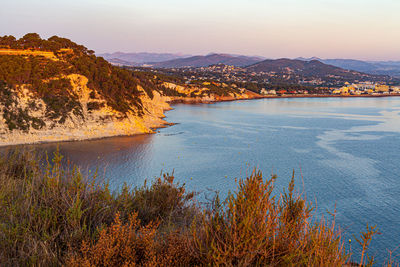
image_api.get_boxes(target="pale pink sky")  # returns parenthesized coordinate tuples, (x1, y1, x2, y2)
(1, 0, 399, 60)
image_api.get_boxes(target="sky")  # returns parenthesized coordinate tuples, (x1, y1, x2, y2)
(1, 0, 399, 60)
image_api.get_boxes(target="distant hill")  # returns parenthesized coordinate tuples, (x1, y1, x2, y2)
(297, 57, 400, 78)
(99, 52, 191, 65)
(320, 59, 377, 73)
(247, 58, 347, 75)
(150, 53, 264, 68)
(105, 57, 138, 66)
(246, 58, 389, 81)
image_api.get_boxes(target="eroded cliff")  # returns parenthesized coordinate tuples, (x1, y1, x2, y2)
(0, 74, 172, 146)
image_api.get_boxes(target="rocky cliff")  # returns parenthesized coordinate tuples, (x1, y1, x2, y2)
(0, 33, 261, 146)
(0, 74, 172, 146)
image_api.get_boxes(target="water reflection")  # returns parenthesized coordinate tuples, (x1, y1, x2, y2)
(12, 134, 156, 188)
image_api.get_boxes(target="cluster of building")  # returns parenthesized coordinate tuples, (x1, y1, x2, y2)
(260, 89, 309, 95)
(332, 82, 400, 95)
(144, 65, 400, 97)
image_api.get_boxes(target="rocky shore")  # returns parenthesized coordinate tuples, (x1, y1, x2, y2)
(0, 77, 262, 147)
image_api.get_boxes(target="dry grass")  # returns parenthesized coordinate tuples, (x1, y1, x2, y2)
(0, 48, 59, 60)
(0, 149, 197, 266)
(0, 149, 393, 266)
(68, 212, 198, 266)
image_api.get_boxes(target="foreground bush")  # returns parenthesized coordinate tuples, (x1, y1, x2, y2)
(192, 171, 347, 266)
(0, 150, 384, 266)
(0, 149, 196, 266)
(68, 212, 197, 266)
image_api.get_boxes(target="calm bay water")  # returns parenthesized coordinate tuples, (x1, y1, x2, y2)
(6, 97, 400, 262)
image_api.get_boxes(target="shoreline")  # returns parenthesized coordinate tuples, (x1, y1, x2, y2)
(2, 93, 400, 148)
(0, 118, 174, 149)
(258, 93, 400, 99)
(170, 93, 400, 104)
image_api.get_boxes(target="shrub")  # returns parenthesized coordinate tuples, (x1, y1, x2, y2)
(117, 174, 197, 227)
(86, 101, 104, 111)
(0, 81, 45, 131)
(192, 170, 349, 266)
(68, 212, 160, 266)
(69, 212, 199, 267)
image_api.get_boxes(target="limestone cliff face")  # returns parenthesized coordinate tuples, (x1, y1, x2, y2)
(0, 74, 172, 146)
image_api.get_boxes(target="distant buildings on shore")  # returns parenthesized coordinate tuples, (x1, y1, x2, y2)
(257, 81, 400, 96)
(332, 82, 400, 95)
(260, 89, 309, 95)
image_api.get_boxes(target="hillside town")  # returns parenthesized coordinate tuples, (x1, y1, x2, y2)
(131, 63, 400, 97)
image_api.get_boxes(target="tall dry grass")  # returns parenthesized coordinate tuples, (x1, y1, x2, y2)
(0, 149, 390, 266)
(0, 149, 197, 266)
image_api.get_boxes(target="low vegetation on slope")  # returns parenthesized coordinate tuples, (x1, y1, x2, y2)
(0, 81, 47, 131)
(129, 69, 244, 97)
(0, 34, 149, 115)
(0, 150, 388, 266)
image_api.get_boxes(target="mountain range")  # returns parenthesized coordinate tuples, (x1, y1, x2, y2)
(100, 52, 264, 68)
(148, 53, 264, 68)
(297, 57, 400, 78)
(98, 52, 191, 65)
(102, 52, 400, 78)
(245, 58, 377, 79)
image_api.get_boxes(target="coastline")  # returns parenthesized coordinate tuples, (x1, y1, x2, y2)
(257, 93, 400, 99)
(168, 93, 400, 104)
(2, 93, 400, 148)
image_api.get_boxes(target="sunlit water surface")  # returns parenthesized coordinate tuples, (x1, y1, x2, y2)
(5, 97, 400, 263)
